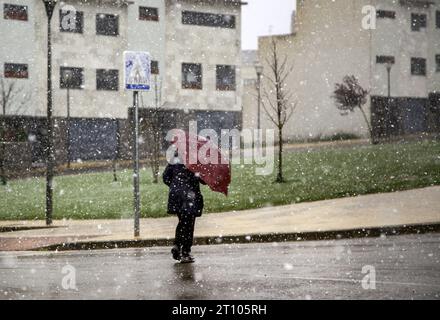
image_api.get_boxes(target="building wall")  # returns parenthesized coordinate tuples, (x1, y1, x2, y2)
(258, 0, 372, 140)
(128, 0, 166, 109)
(0, 0, 44, 116)
(163, 0, 242, 114)
(241, 50, 258, 131)
(1, 0, 243, 167)
(251, 0, 440, 141)
(371, 0, 440, 98)
(52, 0, 129, 119)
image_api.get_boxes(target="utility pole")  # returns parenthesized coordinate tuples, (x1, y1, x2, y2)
(42, 0, 58, 226)
(133, 91, 140, 238)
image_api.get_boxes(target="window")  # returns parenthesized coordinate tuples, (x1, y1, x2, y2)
(4, 63, 28, 78)
(437, 11, 440, 29)
(376, 56, 395, 64)
(60, 67, 84, 89)
(151, 60, 159, 75)
(96, 14, 119, 36)
(436, 55, 440, 72)
(182, 63, 202, 90)
(96, 69, 119, 91)
(3, 3, 28, 21)
(411, 58, 426, 76)
(411, 13, 427, 31)
(216, 65, 236, 91)
(182, 11, 235, 29)
(376, 10, 395, 19)
(60, 9, 84, 33)
(139, 6, 159, 21)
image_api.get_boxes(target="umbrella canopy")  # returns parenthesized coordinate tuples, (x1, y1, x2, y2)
(171, 131, 231, 196)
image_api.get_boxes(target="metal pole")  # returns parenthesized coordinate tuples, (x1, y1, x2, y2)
(387, 67, 391, 98)
(133, 91, 140, 238)
(45, 12, 54, 226)
(66, 88, 71, 169)
(257, 73, 261, 131)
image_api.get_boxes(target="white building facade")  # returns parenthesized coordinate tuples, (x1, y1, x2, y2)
(251, 0, 440, 141)
(0, 0, 243, 166)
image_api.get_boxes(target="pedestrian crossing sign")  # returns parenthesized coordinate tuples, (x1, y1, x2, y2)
(124, 51, 151, 91)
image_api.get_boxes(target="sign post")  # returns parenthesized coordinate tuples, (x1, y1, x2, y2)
(124, 51, 151, 238)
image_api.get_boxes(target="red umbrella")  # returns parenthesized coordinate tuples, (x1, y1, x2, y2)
(171, 131, 231, 196)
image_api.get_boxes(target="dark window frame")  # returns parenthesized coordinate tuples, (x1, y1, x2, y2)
(151, 60, 159, 75)
(4, 63, 28, 79)
(96, 13, 119, 36)
(3, 3, 28, 21)
(216, 65, 236, 91)
(436, 55, 440, 72)
(182, 10, 236, 29)
(436, 11, 440, 29)
(182, 63, 203, 90)
(59, 9, 84, 33)
(411, 13, 427, 31)
(60, 66, 84, 89)
(139, 6, 159, 22)
(96, 69, 119, 91)
(376, 10, 396, 19)
(411, 57, 427, 76)
(376, 56, 395, 64)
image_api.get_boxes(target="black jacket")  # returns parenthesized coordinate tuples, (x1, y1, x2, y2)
(163, 163, 206, 217)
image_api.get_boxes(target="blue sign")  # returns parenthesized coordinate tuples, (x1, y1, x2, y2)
(124, 51, 151, 91)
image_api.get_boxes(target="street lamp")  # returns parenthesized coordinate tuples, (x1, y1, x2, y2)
(254, 62, 264, 133)
(42, 0, 58, 226)
(386, 61, 393, 98)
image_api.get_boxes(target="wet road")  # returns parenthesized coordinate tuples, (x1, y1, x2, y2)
(0, 233, 439, 300)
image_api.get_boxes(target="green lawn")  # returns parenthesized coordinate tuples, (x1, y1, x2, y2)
(1, 140, 439, 220)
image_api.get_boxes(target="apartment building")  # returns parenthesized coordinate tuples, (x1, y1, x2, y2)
(251, 0, 440, 141)
(0, 0, 243, 170)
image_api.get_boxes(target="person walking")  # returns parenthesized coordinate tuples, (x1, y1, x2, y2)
(163, 153, 206, 263)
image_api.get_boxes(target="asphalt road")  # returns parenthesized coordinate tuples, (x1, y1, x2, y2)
(0, 233, 439, 300)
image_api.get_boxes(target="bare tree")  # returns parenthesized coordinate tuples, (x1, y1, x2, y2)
(332, 75, 376, 143)
(0, 76, 29, 185)
(111, 118, 120, 182)
(141, 75, 164, 184)
(261, 38, 296, 183)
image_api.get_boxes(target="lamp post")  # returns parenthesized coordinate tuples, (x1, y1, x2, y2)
(254, 62, 264, 144)
(42, 0, 57, 226)
(386, 62, 393, 98)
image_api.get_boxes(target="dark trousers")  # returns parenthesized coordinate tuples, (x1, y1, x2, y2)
(174, 212, 196, 254)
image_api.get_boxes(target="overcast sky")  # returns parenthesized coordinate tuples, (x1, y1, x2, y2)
(241, 0, 297, 50)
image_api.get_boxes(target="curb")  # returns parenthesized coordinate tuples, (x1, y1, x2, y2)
(35, 222, 440, 252)
(0, 225, 60, 233)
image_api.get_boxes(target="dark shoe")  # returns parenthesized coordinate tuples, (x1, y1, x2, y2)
(171, 245, 181, 261)
(180, 254, 195, 264)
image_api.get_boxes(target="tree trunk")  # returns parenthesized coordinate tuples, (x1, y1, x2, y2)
(0, 119, 6, 185)
(276, 126, 284, 183)
(112, 120, 120, 182)
(152, 130, 160, 184)
(358, 105, 377, 144)
(0, 141, 6, 185)
(150, 121, 160, 184)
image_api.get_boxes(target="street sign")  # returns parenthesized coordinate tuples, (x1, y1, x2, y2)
(123, 51, 151, 238)
(124, 51, 151, 91)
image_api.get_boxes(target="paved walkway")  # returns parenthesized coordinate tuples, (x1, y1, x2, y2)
(0, 186, 439, 251)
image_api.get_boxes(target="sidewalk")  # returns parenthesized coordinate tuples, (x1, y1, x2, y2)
(1, 186, 439, 251)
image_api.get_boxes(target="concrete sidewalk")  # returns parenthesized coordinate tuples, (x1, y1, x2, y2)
(1, 186, 439, 251)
